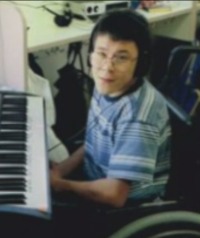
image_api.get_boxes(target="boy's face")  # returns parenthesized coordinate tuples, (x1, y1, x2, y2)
(90, 34, 139, 97)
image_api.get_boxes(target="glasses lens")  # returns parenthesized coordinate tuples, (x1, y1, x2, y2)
(91, 52, 104, 66)
(91, 52, 137, 70)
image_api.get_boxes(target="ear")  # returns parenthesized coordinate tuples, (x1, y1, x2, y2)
(134, 50, 150, 78)
(87, 53, 92, 68)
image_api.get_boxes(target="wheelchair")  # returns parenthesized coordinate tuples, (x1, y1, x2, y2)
(106, 45, 200, 238)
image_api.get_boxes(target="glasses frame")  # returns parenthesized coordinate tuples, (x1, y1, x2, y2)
(90, 51, 138, 70)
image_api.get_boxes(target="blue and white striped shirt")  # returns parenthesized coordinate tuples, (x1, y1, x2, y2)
(83, 79, 171, 200)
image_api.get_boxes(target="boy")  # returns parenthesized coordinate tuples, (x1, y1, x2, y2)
(50, 9, 171, 208)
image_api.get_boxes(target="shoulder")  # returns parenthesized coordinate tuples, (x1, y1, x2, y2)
(116, 80, 169, 128)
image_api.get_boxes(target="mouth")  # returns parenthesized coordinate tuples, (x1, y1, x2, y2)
(99, 77, 114, 84)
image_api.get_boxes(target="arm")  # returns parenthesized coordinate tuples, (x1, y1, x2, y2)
(54, 145, 84, 177)
(51, 177, 130, 208)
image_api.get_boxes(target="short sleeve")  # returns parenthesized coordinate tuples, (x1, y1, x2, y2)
(108, 120, 159, 183)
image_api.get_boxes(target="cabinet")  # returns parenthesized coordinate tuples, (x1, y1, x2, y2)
(138, 1, 198, 42)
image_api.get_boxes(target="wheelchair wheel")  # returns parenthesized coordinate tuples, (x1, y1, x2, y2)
(109, 211, 200, 238)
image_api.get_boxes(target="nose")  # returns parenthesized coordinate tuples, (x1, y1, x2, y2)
(101, 57, 114, 71)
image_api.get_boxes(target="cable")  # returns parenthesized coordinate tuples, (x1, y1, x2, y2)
(65, 127, 86, 143)
(48, 142, 63, 152)
(65, 93, 123, 143)
(43, 5, 59, 16)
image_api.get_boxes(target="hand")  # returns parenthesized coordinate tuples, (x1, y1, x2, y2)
(50, 165, 63, 192)
(49, 160, 58, 169)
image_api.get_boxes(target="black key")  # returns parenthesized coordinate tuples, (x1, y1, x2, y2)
(3, 98, 27, 106)
(0, 132, 26, 141)
(0, 178, 26, 185)
(0, 153, 26, 159)
(0, 124, 27, 130)
(1, 113, 27, 122)
(0, 184, 26, 191)
(0, 143, 26, 150)
(0, 194, 26, 204)
(2, 106, 26, 112)
(0, 166, 26, 175)
(0, 153, 26, 164)
(0, 158, 26, 164)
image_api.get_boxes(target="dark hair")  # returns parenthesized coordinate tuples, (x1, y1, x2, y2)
(88, 9, 152, 79)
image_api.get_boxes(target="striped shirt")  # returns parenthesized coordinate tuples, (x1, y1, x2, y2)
(83, 79, 171, 200)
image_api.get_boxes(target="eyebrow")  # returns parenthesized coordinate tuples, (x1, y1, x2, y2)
(95, 46, 107, 51)
(95, 47, 130, 54)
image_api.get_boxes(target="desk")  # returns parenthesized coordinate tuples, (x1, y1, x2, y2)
(12, 2, 93, 53)
(11, 1, 197, 53)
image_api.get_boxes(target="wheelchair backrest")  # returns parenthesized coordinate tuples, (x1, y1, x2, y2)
(161, 46, 200, 207)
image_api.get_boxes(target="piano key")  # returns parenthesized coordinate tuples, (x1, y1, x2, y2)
(0, 153, 26, 164)
(0, 143, 26, 150)
(0, 132, 26, 141)
(2, 106, 26, 112)
(0, 166, 26, 175)
(1, 114, 27, 122)
(2, 109, 26, 112)
(0, 194, 26, 204)
(0, 153, 26, 159)
(0, 123, 27, 130)
(0, 159, 26, 164)
(0, 184, 26, 191)
(3, 94, 27, 100)
(0, 178, 26, 185)
(3, 98, 27, 106)
(0, 131, 26, 136)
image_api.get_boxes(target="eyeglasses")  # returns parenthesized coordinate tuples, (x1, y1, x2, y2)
(90, 51, 138, 70)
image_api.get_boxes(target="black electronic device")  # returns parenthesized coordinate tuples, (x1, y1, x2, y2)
(44, 6, 73, 27)
(54, 11, 72, 27)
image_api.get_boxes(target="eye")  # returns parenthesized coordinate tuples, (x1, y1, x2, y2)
(96, 51, 106, 59)
(115, 55, 129, 61)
